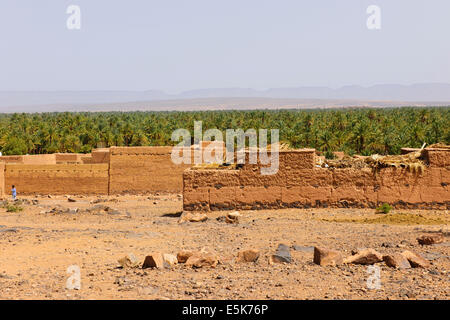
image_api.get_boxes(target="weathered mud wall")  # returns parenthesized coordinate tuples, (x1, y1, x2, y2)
(108, 146, 191, 194)
(183, 149, 450, 211)
(5, 164, 109, 195)
(55, 153, 85, 164)
(0, 154, 57, 164)
(91, 149, 110, 164)
(0, 146, 198, 196)
(0, 162, 5, 197)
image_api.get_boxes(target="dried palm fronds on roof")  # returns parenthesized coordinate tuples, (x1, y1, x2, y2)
(364, 151, 426, 173)
(319, 147, 429, 172)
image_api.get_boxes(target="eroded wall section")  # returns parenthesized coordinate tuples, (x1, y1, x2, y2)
(183, 149, 450, 211)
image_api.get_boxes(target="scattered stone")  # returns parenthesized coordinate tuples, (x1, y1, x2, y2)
(383, 254, 411, 269)
(343, 249, 383, 265)
(270, 244, 292, 264)
(225, 212, 239, 224)
(237, 249, 260, 263)
(91, 198, 106, 204)
(313, 247, 343, 266)
(67, 198, 77, 203)
(216, 216, 227, 223)
(218, 213, 239, 224)
(0, 228, 18, 233)
(185, 250, 218, 268)
(179, 212, 208, 223)
(177, 250, 194, 263)
(401, 250, 431, 268)
(68, 208, 79, 214)
(163, 254, 178, 266)
(118, 253, 140, 268)
(142, 253, 166, 269)
(417, 234, 444, 245)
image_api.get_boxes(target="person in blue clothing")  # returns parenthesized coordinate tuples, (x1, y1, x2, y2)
(11, 185, 17, 200)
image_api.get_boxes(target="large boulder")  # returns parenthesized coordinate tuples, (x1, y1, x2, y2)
(226, 211, 240, 224)
(142, 253, 166, 269)
(313, 247, 343, 266)
(383, 253, 411, 269)
(118, 253, 140, 268)
(401, 250, 431, 268)
(343, 249, 383, 265)
(237, 249, 260, 263)
(163, 254, 178, 266)
(417, 234, 444, 245)
(179, 212, 208, 223)
(185, 247, 218, 268)
(185, 252, 218, 268)
(270, 244, 292, 264)
(177, 250, 194, 263)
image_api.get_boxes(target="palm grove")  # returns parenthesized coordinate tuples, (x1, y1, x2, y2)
(0, 107, 448, 157)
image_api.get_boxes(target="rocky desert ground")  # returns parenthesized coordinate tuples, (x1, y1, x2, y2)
(0, 194, 448, 300)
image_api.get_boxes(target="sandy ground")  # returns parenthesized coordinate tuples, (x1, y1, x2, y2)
(0, 194, 448, 300)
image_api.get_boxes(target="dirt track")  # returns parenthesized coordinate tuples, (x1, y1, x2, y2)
(0, 194, 448, 300)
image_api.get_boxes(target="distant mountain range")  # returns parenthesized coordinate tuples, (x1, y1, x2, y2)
(1, 83, 450, 112)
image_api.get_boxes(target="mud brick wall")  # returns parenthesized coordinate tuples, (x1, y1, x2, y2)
(0, 154, 56, 164)
(81, 156, 93, 164)
(5, 164, 109, 195)
(425, 148, 449, 167)
(0, 162, 5, 197)
(55, 153, 84, 164)
(0, 156, 24, 163)
(109, 146, 191, 194)
(90, 148, 110, 163)
(183, 149, 450, 211)
(23, 154, 57, 164)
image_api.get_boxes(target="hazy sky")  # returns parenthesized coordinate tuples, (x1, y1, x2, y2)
(1, 0, 449, 92)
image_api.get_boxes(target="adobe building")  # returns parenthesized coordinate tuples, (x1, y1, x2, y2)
(0, 142, 216, 196)
(0, 145, 448, 211)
